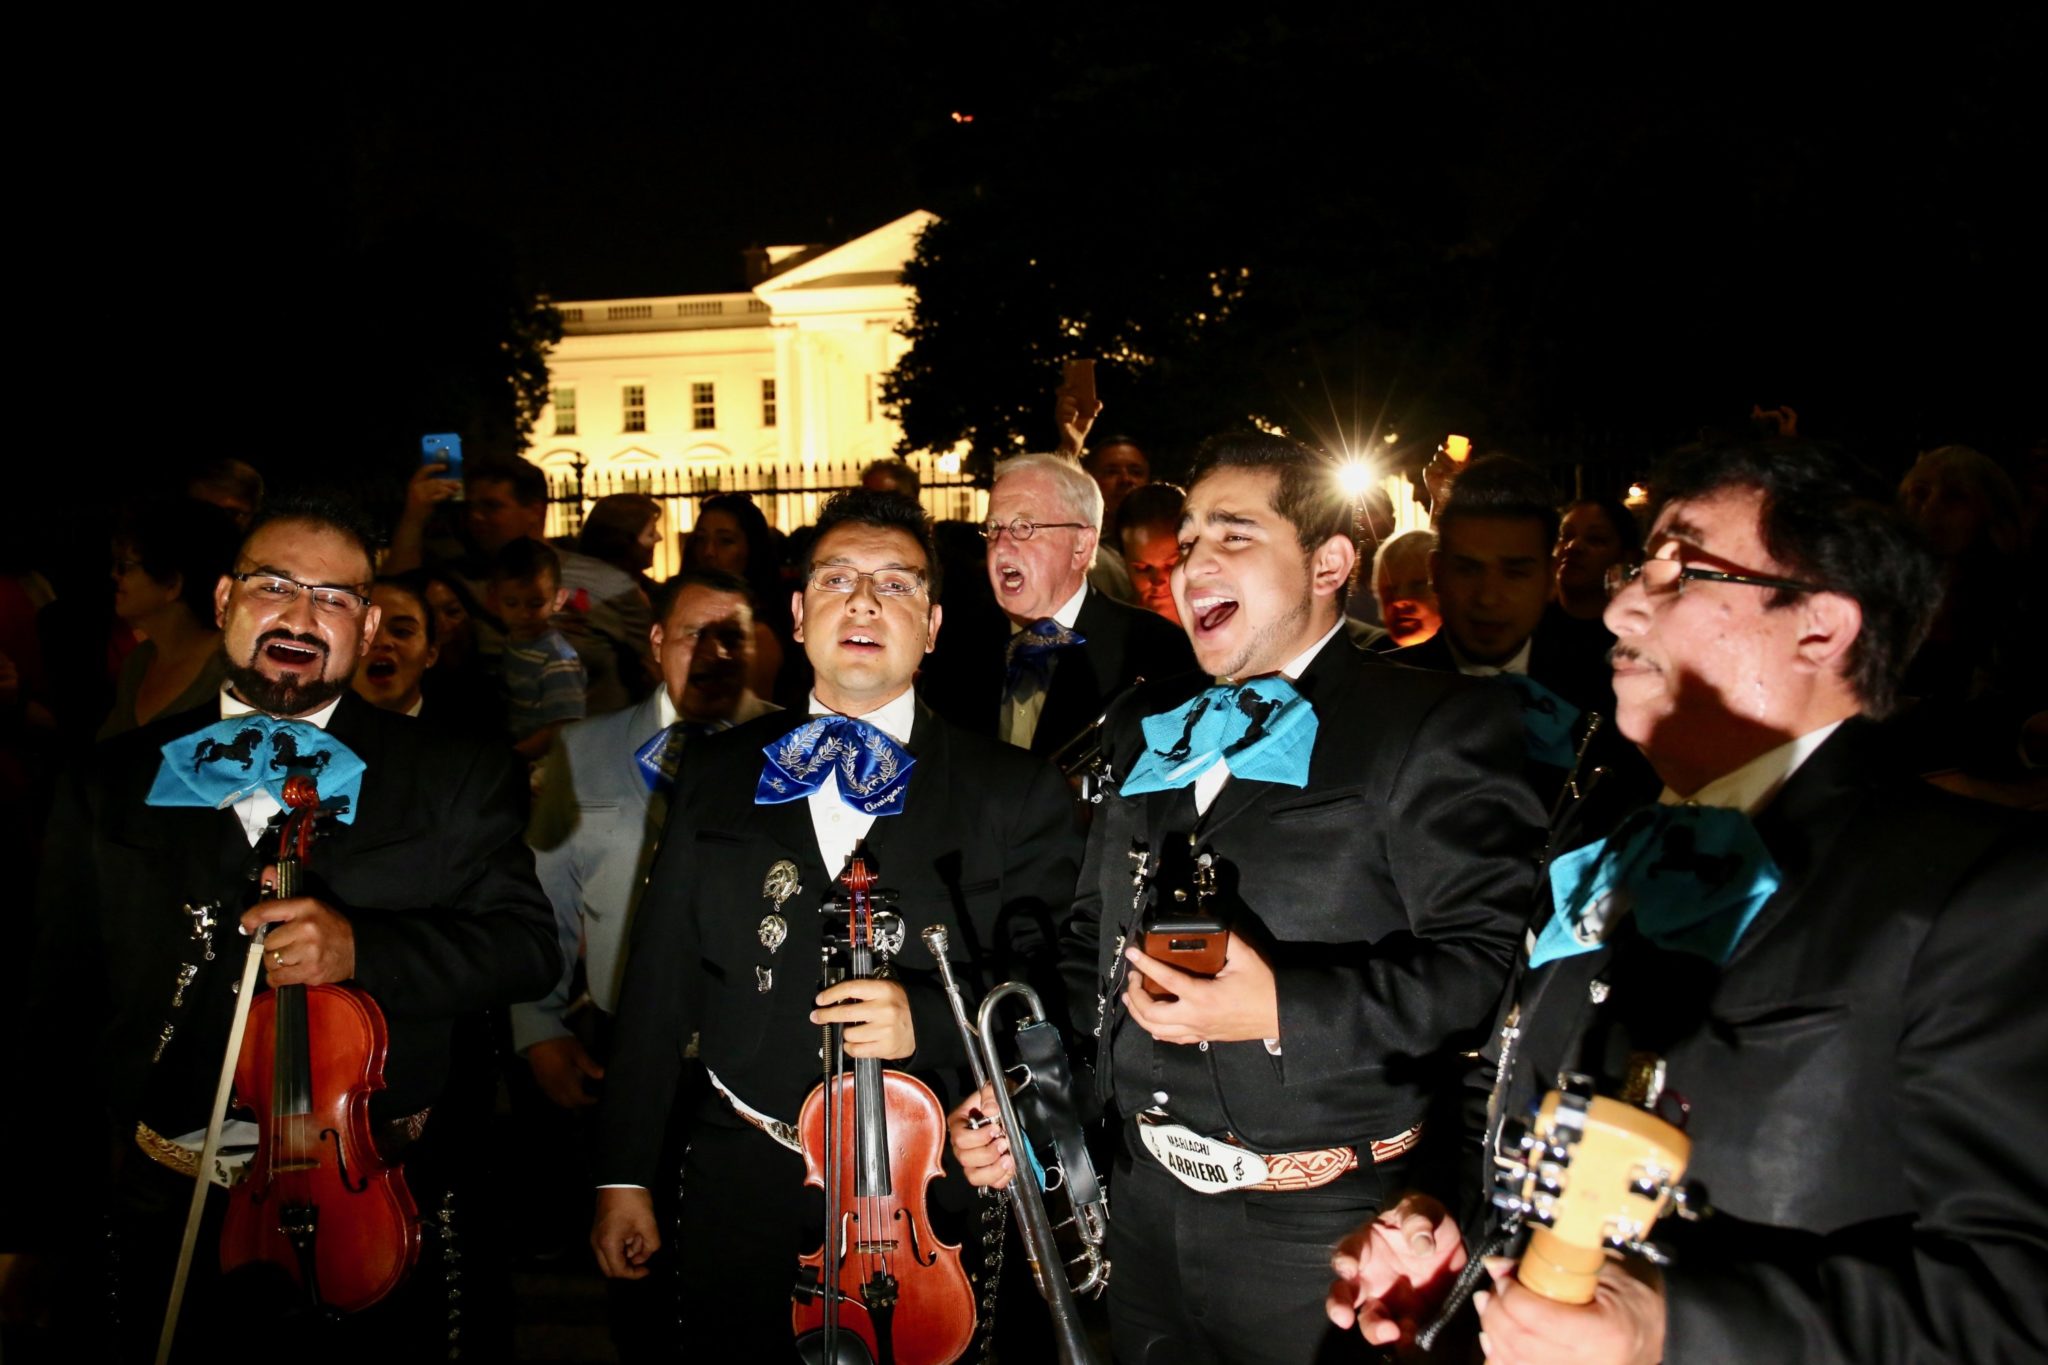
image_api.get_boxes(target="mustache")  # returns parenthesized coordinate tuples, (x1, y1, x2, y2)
(1608, 644, 1646, 667)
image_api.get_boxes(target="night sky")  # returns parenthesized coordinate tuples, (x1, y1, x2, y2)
(23, 6, 2040, 511)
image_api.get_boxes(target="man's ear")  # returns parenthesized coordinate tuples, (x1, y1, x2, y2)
(360, 604, 384, 651)
(550, 587, 571, 614)
(1797, 591, 1862, 676)
(1310, 533, 1356, 600)
(925, 602, 944, 655)
(214, 574, 233, 629)
(790, 589, 806, 644)
(1074, 526, 1100, 571)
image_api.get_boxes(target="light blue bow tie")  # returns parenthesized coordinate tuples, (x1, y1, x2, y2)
(149, 715, 365, 823)
(1497, 673, 1582, 769)
(755, 716, 917, 817)
(1120, 676, 1318, 795)
(1531, 804, 1782, 968)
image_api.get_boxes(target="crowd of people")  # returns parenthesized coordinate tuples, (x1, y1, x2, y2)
(0, 404, 2043, 1364)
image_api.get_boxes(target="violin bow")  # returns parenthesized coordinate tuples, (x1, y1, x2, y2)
(156, 774, 320, 1365)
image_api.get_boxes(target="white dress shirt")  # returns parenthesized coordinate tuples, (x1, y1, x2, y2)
(1448, 636, 1532, 678)
(219, 687, 345, 845)
(1000, 580, 1090, 749)
(806, 686, 920, 878)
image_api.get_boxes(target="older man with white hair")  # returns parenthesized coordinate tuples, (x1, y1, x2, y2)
(926, 452, 1193, 756)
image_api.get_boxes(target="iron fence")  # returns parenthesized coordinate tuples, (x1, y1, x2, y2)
(542, 454, 987, 583)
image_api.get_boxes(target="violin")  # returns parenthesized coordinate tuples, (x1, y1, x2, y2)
(793, 857, 975, 1365)
(217, 773, 420, 1314)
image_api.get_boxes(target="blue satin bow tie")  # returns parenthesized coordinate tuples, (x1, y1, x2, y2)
(755, 716, 917, 816)
(634, 720, 724, 793)
(1120, 676, 1318, 795)
(149, 715, 365, 823)
(1531, 804, 1782, 968)
(1497, 673, 1583, 768)
(1006, 618, 1087, 696)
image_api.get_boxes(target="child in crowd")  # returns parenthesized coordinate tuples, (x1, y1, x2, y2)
(487, 538, 586, 760)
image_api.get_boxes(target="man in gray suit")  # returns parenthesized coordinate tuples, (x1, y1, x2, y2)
(514, 568, 777, 1106)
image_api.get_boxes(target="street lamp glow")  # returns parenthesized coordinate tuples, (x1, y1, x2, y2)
(1381, 430, 1401, 445)
(1336, 459, 1377, 499)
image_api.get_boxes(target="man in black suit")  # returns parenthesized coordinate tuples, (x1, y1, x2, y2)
(1330, 440, 2048, 1363)
(15, 492, 560, 1358)
(589, 491, 1082, 1357)
(923, 452, 1193, 761)
(953, 433, 1545, 1364)
(1394, 455, 1656, 827)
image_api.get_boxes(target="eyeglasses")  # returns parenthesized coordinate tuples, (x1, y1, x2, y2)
(806, 566, 927, 598)
(1606, 559, 1828, 599)
(980, 517, 1090, 543)
(231, 571, 372, 616)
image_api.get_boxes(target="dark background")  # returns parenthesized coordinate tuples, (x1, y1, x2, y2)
(20, 5, 2042, 518)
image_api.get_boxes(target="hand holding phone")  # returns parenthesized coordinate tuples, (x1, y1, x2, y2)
(1054, 360, 1101, 456)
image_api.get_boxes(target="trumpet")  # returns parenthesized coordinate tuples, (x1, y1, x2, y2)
(924, 927, 1107, 1365)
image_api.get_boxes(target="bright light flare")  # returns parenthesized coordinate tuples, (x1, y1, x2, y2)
(1336, 459, 1377, 499)
(1381, 430, 1401, 445)
(937, 450, 963, 474)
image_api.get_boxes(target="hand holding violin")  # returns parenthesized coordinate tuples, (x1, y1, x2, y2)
(241, 893, 356, 987)
(811, 978, 915, 1059)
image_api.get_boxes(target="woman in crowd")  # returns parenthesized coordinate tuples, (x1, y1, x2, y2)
(353, 576, 441, 717)
(683, 493, 787, 699)
(97, 498, 241, 739)
(578, 493, 664, 597)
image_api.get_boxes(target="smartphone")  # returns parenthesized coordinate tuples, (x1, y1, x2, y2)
(421, 432, 464, 491)
(1139, 913, 1231, 999)
(1443, 434, 1472, 464)
(1062, 358, 1098, 420)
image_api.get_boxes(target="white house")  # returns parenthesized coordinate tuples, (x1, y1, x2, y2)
(528, 209, 983, 562)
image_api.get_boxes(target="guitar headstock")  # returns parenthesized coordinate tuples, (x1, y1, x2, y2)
(1492, 1086, 1695, 1304)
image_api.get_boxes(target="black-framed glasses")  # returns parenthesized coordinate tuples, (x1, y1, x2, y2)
(230, 571, 372, 616)
(980, 517, 1090, 543)
(1606, 560, 1828, 599)
(806, 566, 927, 599)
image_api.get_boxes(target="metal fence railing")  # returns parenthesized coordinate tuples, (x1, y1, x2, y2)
(541, 453, 987, 584)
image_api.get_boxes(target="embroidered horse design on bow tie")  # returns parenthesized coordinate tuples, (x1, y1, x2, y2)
(191, 726, 265, 773)
(269, 730, 332, 778)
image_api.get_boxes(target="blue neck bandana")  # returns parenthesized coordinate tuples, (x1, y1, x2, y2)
(149, 715, 365, 823)
(1005, 618, 1087, 697)
(1119, 676, 1318, 796)
(755, 716, 917, 817)
(1532, 804, 1782, 968)
(1497, 673, 1583, 769)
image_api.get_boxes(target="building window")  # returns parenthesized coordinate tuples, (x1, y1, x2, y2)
(552, 387, 577, 436)
(761, 378, 778, 428)
(622, 384, 647, 433)
(692, 381, 716, 430)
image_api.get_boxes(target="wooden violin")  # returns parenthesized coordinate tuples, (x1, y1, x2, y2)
(792, 857, 975, 1365)
(218, 773, 420, 1314)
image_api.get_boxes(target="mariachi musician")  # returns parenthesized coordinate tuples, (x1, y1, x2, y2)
(591, 490, 1083, 1359)
(954, 433, 1545, 1365)
(13, 494, 559, 1359)
(1331, 440, 2048, 1364)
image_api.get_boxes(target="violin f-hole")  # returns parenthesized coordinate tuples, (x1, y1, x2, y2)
(893, 1208, 939, 1268)
(320, 1127, 368, 1194)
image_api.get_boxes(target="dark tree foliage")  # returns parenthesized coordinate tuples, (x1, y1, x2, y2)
(885, 10, 2041, 484)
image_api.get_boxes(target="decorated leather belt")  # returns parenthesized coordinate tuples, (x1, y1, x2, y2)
(1136, 1115, 1423, 1194)
(136, 1109, 431, 1189)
